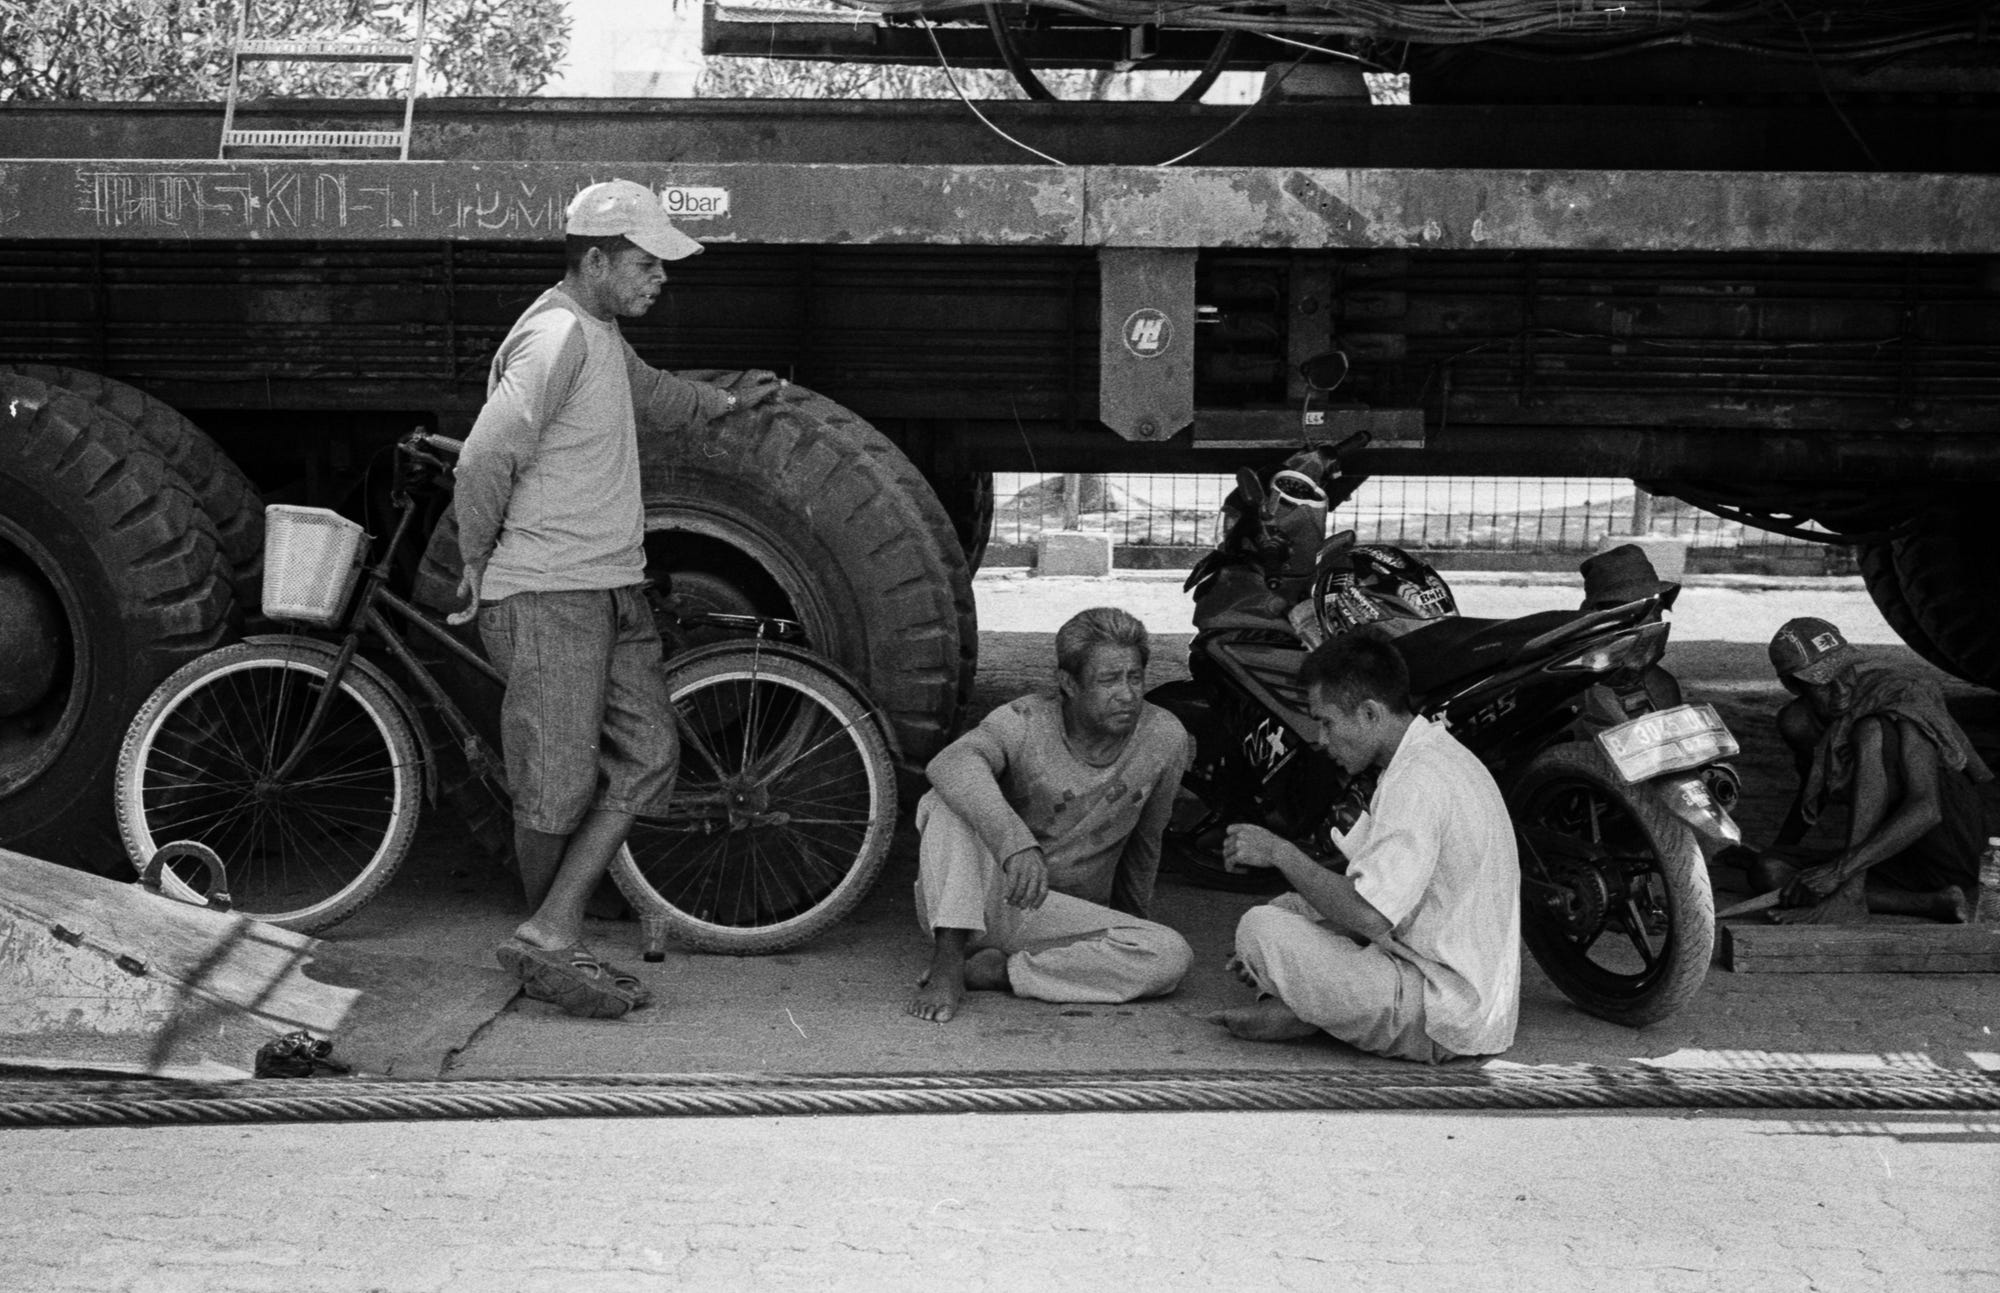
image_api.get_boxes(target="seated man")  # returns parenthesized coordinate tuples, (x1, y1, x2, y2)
(1751, 617, 1992, 924)
(1210, 629, 1520, 1063)
(907, 607, 1196, 1023)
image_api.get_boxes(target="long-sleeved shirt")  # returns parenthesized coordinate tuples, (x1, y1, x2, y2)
(1334, 716, 1521, 1057)
(454, 285, 732, 600)
(925, 694, 1193, 918)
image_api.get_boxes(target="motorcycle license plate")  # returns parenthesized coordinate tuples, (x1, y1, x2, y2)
(1596, 703, 1740, 784)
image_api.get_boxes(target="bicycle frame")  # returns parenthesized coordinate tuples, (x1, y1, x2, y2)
(266, 432, 827, 828)
(268, 443, 501, 787)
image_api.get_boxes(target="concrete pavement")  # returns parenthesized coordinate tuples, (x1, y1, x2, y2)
(57, 567, 1972, 1083)
(4, 1110, 1995, 1291)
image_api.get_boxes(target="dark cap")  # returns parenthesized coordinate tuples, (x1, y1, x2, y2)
(1769, 616, 1856, 684)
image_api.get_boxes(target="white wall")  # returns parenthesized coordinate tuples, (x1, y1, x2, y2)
(542, 0, 705, 97)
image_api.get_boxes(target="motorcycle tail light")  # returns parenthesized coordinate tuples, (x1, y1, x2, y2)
(1549, 621, 1669, 674)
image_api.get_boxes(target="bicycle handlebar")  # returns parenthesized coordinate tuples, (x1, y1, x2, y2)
(415, 432, 464, 455)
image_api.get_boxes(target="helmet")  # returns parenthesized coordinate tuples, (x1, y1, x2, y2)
(1313, 540, 1457, 637)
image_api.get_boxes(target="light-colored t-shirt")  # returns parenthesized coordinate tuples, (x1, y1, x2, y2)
(455, 285, 732, 600)
(925, 694, 1194, 917)
(1335, 716, 1521, 1056)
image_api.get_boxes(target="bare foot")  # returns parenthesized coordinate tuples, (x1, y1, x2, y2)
(909, 930, 972, 1022)
(1770, 877, 1870, 926)
(1936, 885, 1971, 923)
(1747, 854, 1801, 894)
(1206, 999, 1318, 1042)
(1224, 953, 1258, 990)
(511, 917, 571, 951)
(964, 948, 1010, 992)
(909, 964, 964, 1022)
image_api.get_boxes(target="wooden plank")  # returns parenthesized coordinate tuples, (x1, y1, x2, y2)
(1724, 923, 2000, 973)
(0, 846, 363, 1073)
(0, 846, 521, 1077)
(1733, 954, 2000, 973)
(0, 847, 352, 1028)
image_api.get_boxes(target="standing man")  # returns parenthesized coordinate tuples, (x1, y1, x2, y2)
(907, 607, 1196, 1023)
(1751, 617, 1991, 924)
(1211, 630, 1520, 1063)
(454, 179, 783, 1017)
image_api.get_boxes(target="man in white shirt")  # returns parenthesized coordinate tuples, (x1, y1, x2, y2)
(1210, 629, 1521, 1062)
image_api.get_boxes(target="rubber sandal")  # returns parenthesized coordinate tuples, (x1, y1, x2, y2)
(495, 943, 632, 1019)
(596, 957, 655, 1009)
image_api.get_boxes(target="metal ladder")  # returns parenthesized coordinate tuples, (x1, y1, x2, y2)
(218, 0, 428, 160)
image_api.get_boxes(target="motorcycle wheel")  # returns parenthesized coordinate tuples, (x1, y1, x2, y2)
(1509, 743, 1714, 1028)
(1160, 787, 1286, 895)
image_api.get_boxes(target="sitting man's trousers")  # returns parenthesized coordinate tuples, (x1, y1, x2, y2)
(913, 794, 1193, 1004)
(1234, 895, 1450, 1063)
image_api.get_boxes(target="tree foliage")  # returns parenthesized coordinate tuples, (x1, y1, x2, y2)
(695, 54, 1216, 99)
(0, 0, 571, 101)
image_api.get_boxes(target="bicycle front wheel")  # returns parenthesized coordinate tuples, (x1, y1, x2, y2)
(612, 648, 897, 954)
(114, 641, 423, 933)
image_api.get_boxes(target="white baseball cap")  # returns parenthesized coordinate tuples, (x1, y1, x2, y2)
(564, 179, 703, 261)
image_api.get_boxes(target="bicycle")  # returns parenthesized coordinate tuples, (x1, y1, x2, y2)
(112, 430, 899, 952)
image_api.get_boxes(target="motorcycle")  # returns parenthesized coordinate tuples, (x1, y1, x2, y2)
(1147, 433, 1744, 1027)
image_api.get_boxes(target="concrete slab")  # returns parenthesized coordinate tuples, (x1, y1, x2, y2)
(1034, 530, 1113, 576)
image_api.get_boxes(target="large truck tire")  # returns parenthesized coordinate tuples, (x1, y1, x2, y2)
(414, 375, 975, 765)
(0, 364, 264, 608)
(1880, 503, 2000, 690)
(1855, 540, 1960, 678)
(641, 375, 975, 762)
(934, 470, 996, 575)
(0, 374, 233, 874)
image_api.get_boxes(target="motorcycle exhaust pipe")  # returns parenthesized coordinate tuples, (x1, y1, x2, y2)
(1648, 771, 1743, 856)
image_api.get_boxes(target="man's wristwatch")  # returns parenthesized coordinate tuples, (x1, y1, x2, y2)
(722, 390, 739, 414)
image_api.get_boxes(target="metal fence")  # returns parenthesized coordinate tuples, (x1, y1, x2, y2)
(991, 473, 1825, 555)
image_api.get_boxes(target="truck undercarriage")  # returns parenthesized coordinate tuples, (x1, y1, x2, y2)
(3, 12, 1997, 868)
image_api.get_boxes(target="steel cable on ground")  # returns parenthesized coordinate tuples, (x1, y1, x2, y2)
(1, 1066, 1995, 1129)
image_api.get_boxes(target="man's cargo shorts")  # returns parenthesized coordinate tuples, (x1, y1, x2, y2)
(476, 584, 679, 835)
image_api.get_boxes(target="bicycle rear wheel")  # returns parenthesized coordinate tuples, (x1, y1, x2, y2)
(612, 647, 897, 954)
(114, 641, 423, 933)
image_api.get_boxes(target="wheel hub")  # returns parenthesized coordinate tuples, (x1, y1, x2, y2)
(0, 561, 62, 718)
(1542, 860, 1614, 939)
(723, 780, 783, 830)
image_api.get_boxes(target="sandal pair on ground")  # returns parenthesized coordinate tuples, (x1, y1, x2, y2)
(496, 942, 655, 1019)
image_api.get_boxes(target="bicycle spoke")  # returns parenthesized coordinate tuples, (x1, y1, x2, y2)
(738, 651, 766, 779)
(674, 698, 734, 777)
(746, 716, 860, 786)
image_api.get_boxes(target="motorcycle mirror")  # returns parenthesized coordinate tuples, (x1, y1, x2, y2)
(1234, 467, 1266, 511)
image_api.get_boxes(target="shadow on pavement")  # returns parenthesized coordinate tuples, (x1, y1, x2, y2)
(314, 632, 1996, 1083)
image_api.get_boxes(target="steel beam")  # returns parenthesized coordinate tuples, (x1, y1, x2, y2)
(3, 161, 1998, 254)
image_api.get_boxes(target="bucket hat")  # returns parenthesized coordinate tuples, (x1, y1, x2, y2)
(1579, 543, 1678, 611)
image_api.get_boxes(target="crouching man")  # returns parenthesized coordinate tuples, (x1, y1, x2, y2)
(1752, 616, 1992, 924)
(907, 607, 1196, 1023)
(1211, 630, 1520, 1063)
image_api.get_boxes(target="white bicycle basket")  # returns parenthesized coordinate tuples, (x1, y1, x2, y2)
(260, 505, 365, 626)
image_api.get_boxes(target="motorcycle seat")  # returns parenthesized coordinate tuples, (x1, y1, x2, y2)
(1393, 609, 1585, 695)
